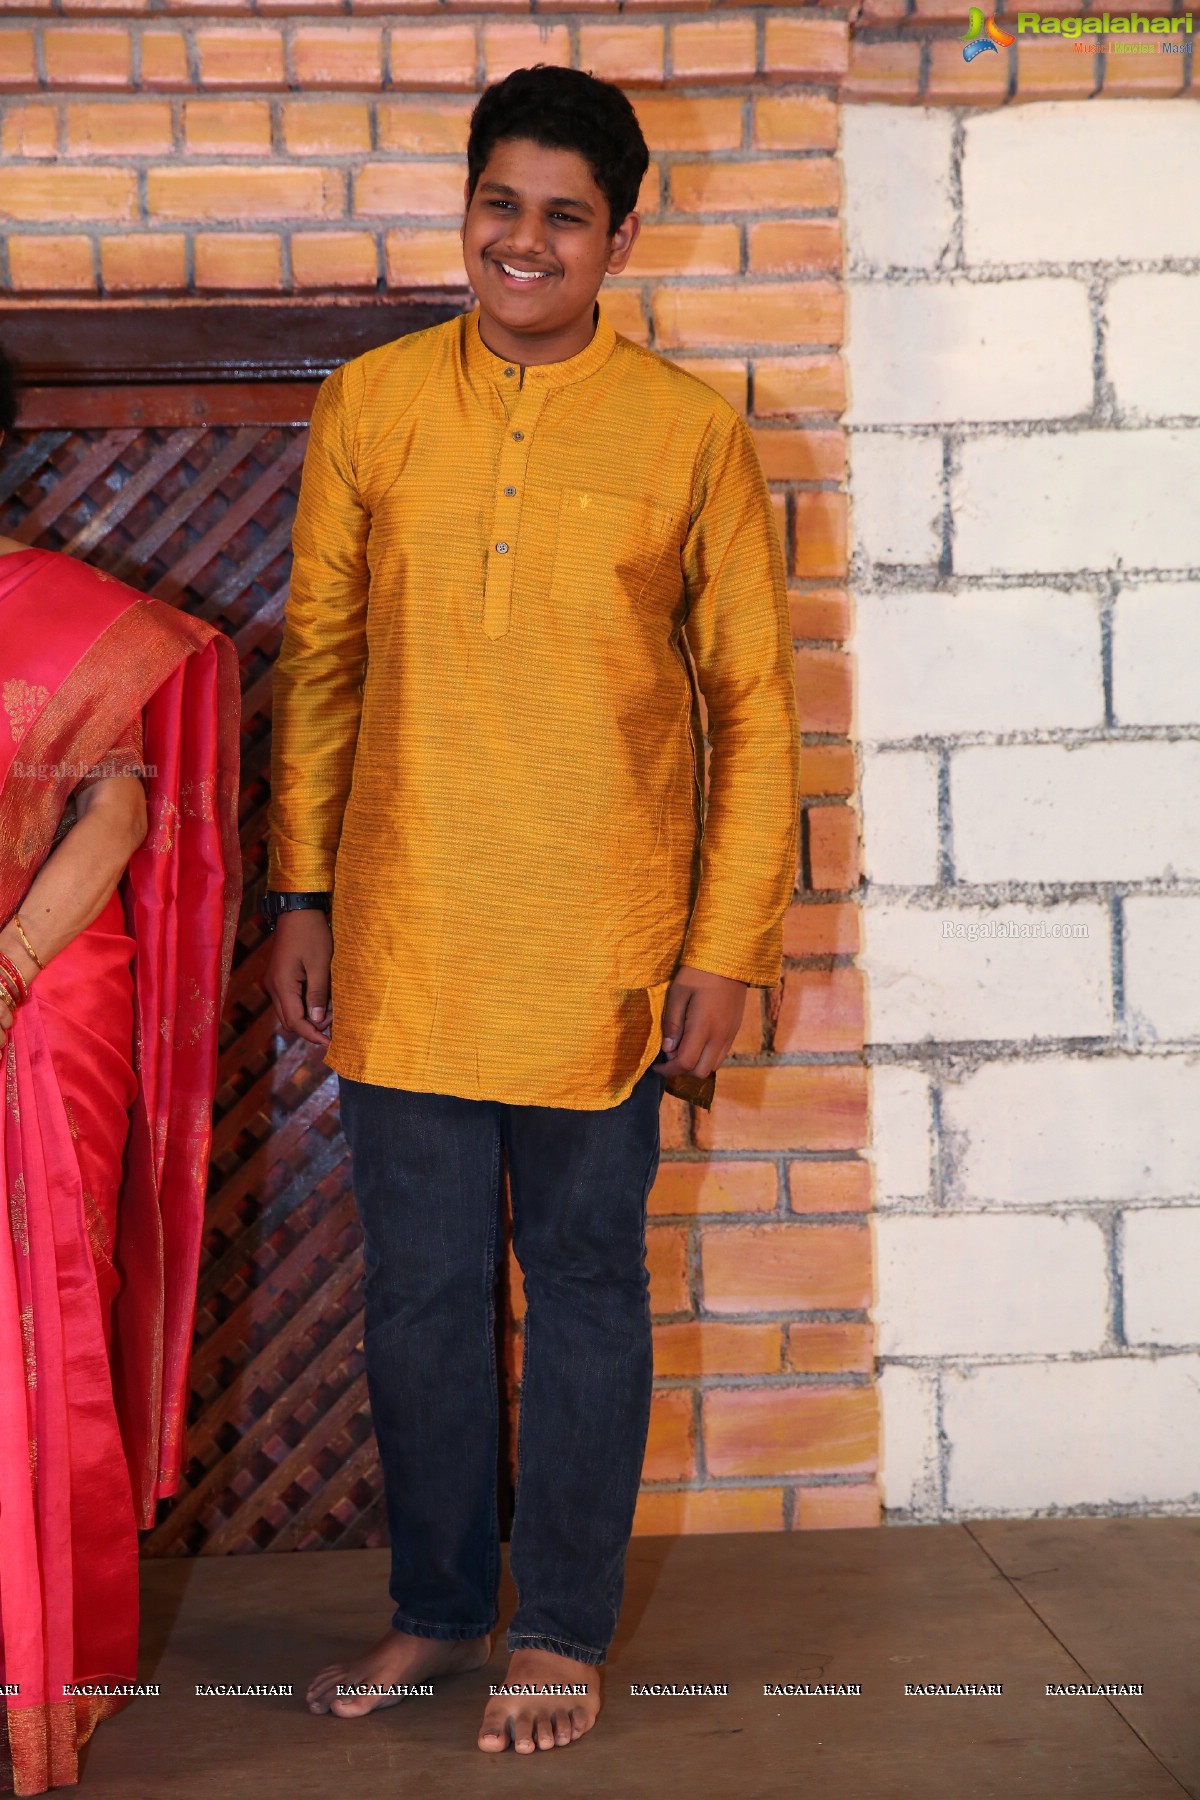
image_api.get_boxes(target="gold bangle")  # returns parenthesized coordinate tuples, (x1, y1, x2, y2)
(0, 968, 21, 1010)
(12, 914, 45, 972)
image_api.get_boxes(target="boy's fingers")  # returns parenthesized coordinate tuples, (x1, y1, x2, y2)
(660, 984, 692, 1054)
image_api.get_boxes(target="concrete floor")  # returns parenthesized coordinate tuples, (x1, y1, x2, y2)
(77, 1519, 1199, 1800)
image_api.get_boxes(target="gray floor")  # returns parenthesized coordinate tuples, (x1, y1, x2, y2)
(77, 1520, 1199, 1800)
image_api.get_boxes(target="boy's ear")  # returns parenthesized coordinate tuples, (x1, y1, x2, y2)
(605, 211, 640, 277)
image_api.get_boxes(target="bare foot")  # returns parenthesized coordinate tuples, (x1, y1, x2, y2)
(307, 1627, 491, 1718)
(477, 1647, 601, 1753)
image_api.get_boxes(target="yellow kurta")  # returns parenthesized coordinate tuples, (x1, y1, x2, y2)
(268, 303, 800, 1109)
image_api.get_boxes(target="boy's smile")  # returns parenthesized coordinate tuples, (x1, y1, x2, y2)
(461, 137, 639, 366)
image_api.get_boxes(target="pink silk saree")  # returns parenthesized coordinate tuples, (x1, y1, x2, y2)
(0, 548, 241, 1794)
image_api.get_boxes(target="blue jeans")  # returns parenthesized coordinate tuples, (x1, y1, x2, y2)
(337, 1063, 663, 1666)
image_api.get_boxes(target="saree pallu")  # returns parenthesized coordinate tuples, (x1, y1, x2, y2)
(0, 549, 241, 1794)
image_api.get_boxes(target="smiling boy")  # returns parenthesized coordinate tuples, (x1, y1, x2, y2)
(264, 66, 800, 1755)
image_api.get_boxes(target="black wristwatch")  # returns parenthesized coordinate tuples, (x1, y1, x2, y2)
(261, 890, 332, 932)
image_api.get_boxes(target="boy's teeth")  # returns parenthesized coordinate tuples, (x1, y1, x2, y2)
(501, 264, 546, 281)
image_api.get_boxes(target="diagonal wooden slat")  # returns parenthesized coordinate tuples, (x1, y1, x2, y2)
(61, 427, 206, 559)
(11, 429, 140, 543)
(149, 432, 308, 601)
(115, 428, 270, 570)
(0, 430, 70, 507)
(200, 515, 296, 621)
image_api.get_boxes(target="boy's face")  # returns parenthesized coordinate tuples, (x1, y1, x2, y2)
(461, 138, 639, 348)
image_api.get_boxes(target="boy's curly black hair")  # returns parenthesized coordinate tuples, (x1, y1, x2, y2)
(466, 65, 649, 236)
(0, 343, 18, 438)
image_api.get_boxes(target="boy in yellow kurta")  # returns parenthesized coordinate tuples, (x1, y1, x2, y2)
(264, 66, 800, 1755)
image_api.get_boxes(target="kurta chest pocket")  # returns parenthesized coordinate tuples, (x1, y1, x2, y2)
(549, 487, 682, 625)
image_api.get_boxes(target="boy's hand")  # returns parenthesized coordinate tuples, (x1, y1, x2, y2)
(264, 908, 334, 1047)
(656, 964, 748, 1084)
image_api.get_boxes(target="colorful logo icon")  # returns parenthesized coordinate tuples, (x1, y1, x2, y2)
(962, 8, 1016, 57)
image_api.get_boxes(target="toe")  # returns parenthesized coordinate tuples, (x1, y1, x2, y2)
(553, 1709, 573, 1746)
(536, 1714, 555, 1750)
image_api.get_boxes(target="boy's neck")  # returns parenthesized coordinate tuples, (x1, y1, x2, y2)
(476, 301, 600, 369)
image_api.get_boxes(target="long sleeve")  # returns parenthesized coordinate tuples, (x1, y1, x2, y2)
(267, 363, 371, 891)
(678, 410, 801, 987)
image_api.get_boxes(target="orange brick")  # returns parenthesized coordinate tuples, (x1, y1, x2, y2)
(793, 645, 851, 734)
(842, 40, 922, 101)
(2, 103, 57, 158)
(672, 157, 838, 215)
(625, 221, 740, 280)
(753, 94, 839, 152)
(925, 40, 1010, 105)
(799, 743, 856, 797)
(654, 1320, 782, 1378)
(183, 100, 271, 157)
(195, 27, 286, 89)
(793, 491, 848, 579)
(795, 1482, 881, 1530)
(195, 232, 283, 292)
(754, 427, 844, 484)
(67, 99, 173, 157)
(482, 21, 571, 82)
(788, 1160, 871, 1216)
(7, 233, 95, 293)
(756, 355, 846, 419)
(633, 1486, 784, 1535)
(808, 804, 860, 893)
(579, 22, 665, 83)
(647, 1223, 690, 1315)
(789, 589, 851, 642)
(654, 283, 842, 351)
(384, 227, 466, 287)
(355, 162, 463, 219)
(659, 1092, 690, 1152)
(0, 29, 36, 88)
(785, 1321, 875, 1373)
(704, 1384, 877, 1478)
(1102, 39, 1186, 95)
(100, 232, 186, 292)
(387, 23, 478, 90)
(292, 24, 384, 89)
(749, 220, 842, 275)
(771, 490, 788, 562)
(782, 900, 860, 958)
(644, 1388, 694, 1482)
(671, 16, 757, 80)
(292, 230, 379, 289)
(139, 29, 189, 92)
(1016, 40, 1099, 97)
(637, 162, 661, 216)
(700, 1220, 870, 1313)
(774, 968, 864, 1054)
(283, 100, 371, 158)
(43, 27, 131, 89)
(601, 284, 649, 344)
(764, 15, 850, 79)
(649, 1160, 777, 1217)
(1, 168, 136, 222)
(627, 93, 743, 153)
(376, 98, 472, 156)
(695, 1066, 867, 1154)
(664, 357, 747, 412)
(149, 167, 341, 222)
(732, 995, 764, 1055)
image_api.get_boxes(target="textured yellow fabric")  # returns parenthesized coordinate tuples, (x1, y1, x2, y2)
(268, 304, 800, 1109)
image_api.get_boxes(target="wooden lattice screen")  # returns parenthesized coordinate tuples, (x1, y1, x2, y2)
(0, 298, 498, 1557)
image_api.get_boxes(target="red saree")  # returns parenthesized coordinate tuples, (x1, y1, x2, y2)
(0, 548, 241, 1794)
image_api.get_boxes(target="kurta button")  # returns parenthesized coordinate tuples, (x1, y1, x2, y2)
(495, 541, 509, 553)
(504, 366, 515, 377)
(512, 431, 524, 441)
(504, 486, 516, 497)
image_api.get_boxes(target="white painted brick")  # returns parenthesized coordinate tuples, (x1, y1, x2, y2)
(943, 1355, 1200, 1511)
(877, 1363, 940, 1512)
(846, 280, 1092, 425)
(869, 1064, 933, 1206)
(855, 589, 1101, 741)
(1124, 897, 1200, 1043)
(862, 901, 1111, 1045)
(1123, 1209, 1200, 1347)
(963, 101, 1200, 266)
(1107, 275, 1200, 420)
(941, 1056, 1200, 1206)
(861, 749, 940, 887)
(1112, 584, 1200, 728)
(848, 433, 943, 566)
(954, 429, 1200, 575)
(876, 1214, 1108, 1357)
(842, 108, 954, 273)
(952, 742, 1200, 884)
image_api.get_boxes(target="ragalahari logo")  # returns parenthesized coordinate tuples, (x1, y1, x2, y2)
(962, 7, 1016, 57)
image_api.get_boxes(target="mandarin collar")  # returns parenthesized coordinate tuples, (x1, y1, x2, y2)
(464, 303, 617, 393)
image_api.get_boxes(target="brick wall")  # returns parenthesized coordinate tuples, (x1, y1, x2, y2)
(0, 4, 880, 1535)
(845, 100, 1200, 1519)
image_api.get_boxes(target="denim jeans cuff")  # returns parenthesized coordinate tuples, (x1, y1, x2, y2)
(506, 1631, 607, 1667)
(391, 1612, 496, 1641)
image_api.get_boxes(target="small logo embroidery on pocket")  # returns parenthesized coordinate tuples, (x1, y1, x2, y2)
(578, 492, 591, 509)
